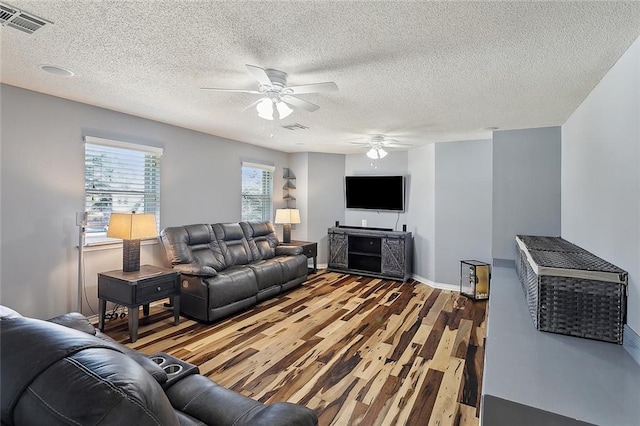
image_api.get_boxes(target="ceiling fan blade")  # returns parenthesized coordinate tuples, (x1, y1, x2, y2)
(386, 143, 413, 147)
(246, 64, 273, 87)
(200, 88, 261, 94)
(287, 82, 338, 94)
(281, 95, 320, 112)
(241, 97, 265, 113)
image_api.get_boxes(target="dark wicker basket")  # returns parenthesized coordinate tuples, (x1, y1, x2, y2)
(515, 235, 627, 344)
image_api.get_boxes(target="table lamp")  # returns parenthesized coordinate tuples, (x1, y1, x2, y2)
(107, 212, 157, 272)
(274, 208, 301, 243)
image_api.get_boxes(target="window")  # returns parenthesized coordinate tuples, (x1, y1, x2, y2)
(84, 136, 162, 244)
(241, 162, 275, 222)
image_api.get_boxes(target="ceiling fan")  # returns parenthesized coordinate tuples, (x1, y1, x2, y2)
(201, 64, 338, 120)
(350, 135, 413, 159)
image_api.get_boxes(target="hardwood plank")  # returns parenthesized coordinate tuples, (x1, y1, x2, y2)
(428, 357, 465, 426)
(405, 368, 445, 425)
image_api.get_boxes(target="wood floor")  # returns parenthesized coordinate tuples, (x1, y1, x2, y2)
(102, 270, 488, 426)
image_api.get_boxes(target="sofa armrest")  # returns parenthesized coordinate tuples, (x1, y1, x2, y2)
(238, 402, 318, 426)
(165, 374, 317, 426)
(173, 263, 217, 277)
(276, 245, 303, 256)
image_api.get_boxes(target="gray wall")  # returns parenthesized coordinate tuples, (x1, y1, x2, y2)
(289, 152, 345, 266)
(492, 127, 562, 261)
(307, 153, 345, 266)
(406, 144, 436, 282)
(561, 36, 640, 335)
(434, 140, 493, 286)
(0, 84, 291, 319)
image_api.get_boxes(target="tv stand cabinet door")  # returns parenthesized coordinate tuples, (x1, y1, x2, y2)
(328, 231, 348, 269)
(381, 236, 406, 278)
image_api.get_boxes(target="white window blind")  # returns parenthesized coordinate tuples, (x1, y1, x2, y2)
(241, 162, 275, 222)
(84, 136, 162, 242)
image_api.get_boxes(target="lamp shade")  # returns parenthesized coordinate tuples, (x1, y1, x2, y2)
(275, 101, 293, 119)
(256, 98, 293, 121)
(367, 147, 388, 159)
(107, 213, 157, 240)
(274, 208, 301, 224)
(256, 98, 274, 120)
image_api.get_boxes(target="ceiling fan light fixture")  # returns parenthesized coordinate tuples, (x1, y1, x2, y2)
(256, 97, 274, 120)
(276, 101, 293, 119)
(366, 147, 387, 159)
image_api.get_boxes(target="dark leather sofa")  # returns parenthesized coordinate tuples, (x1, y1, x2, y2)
(160, 221, 308, 322)
(0, 305, 318, 426)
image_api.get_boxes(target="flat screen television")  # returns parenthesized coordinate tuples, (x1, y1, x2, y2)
(345, 175, 405, 212)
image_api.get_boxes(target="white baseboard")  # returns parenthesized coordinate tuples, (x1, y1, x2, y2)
(411, 273, 459, 292)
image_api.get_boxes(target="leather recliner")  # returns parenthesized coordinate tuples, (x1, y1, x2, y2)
(160, 221, 308, 322)
(0, 306, 318, 426)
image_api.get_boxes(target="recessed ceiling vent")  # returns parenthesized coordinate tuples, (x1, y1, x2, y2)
(282, 123, 309, 131)
(0, 2, 52, 34)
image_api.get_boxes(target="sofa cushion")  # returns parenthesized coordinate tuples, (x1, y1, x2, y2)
(204, 266, 258, 309)
(241, 221, 279, 260)
(160, 224, 226, 272)
(213, 223, 253, 266)
(247, 259, 284, 291)
(273, 255, 309, 283)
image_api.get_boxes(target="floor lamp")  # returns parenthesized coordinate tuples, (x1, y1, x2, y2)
(76, 212, 87, 313)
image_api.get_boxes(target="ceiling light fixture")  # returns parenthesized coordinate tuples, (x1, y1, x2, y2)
(39, 64, 74, 77)
(256, 96, 293, 121)
(366, 146, 387, 159)
(256, 98, 274, 120)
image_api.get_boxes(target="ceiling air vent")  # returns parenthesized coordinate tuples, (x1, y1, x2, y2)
(0, 2, 52, 34)
(282, 123, 309, 131)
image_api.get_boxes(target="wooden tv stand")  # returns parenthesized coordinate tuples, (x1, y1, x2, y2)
(327, 226, 412, 282)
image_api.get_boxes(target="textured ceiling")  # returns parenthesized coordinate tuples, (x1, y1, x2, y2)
(2, 1, 640, 154)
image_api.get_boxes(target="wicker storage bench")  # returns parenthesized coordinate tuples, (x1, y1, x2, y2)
(515, 235, 627, 344)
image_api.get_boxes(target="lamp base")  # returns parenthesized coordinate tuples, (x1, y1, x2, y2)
(282, 224, 292, 244)
(122, 239, 141, 272)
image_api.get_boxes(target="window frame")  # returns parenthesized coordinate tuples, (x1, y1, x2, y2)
(241, 161, 275, 223)
(84, 136, 163, 246)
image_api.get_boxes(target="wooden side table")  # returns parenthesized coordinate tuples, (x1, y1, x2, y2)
(98, 264, 180, 342)
(289, 240, 318, 273)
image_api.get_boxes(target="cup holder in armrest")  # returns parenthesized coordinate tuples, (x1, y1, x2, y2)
(150, 356, 166, 365)
(163, 364, 183, 375)
(148, 352, 199, 389)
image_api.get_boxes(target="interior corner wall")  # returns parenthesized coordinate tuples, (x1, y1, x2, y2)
(561, 36, 640, 334)
(492, 127, 562, 261)
(406, 144, 436, 282)
(288, 152, 344, 266)
(0, 84, 291, 319)
(288, 153, 309, 240)
(434, 139, 493, 287)
(307, 153, 346, 265)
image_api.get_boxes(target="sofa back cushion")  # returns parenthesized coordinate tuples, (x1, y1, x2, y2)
(160, 224, 226, 272)
(241, 221, 279, 261)
(212, 223, 252, 266)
